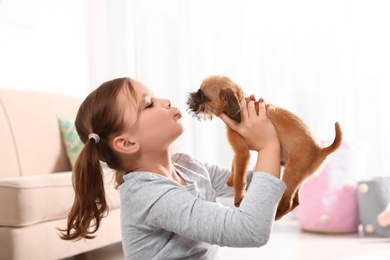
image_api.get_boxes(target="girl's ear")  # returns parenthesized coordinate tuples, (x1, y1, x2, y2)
(112, 136, 140, 154)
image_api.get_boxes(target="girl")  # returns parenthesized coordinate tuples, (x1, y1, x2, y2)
(61, 77, 286, 259)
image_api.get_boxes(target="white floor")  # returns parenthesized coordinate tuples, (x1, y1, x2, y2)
(64, 220, 390, 260)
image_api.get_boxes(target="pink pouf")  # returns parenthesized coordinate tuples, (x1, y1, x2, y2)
(297, 142, 360, 234)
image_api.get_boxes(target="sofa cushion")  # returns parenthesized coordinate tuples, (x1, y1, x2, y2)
(58, 116, 109, 169)
(0, 89, 81, 177)
(0, 97, 19, 177)
(0, 170, 120, 227)
(58, 116, 84, 168)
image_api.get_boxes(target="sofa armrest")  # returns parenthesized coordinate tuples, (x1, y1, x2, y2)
(0, 170, 120, 227)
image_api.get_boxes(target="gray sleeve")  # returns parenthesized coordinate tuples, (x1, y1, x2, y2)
(145, 172, 286, 247)
(205, 162, 256, 198)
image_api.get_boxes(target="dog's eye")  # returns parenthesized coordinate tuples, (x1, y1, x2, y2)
(197, 89, 210, 102)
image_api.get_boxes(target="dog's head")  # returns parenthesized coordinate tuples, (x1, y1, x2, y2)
(187, 75, 244, 121)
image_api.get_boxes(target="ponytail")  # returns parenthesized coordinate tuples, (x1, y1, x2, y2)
(59, 77, 136, 240)
(60, 139, 107, 240)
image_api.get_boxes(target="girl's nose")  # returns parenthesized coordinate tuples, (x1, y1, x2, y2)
(164, 99, 171, 108)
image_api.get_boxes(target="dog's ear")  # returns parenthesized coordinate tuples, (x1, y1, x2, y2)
(221, 89, 241, 116)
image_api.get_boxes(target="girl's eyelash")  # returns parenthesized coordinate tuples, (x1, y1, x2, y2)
(146, 101, 154, 108)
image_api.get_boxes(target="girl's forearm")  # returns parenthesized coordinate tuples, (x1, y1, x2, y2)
(254, 142, 281, 178)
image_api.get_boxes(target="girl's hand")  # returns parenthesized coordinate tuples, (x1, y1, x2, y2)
(219, 97, 279, 152)
(219, 96, 281, 178)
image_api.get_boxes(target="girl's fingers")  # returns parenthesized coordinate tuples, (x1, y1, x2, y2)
(257, 98, 266, 118)
(247, 100, 257, 118)
(239, 98, 249, 121)
(220, 96, 267, 131)
(219, 112, 238, 131)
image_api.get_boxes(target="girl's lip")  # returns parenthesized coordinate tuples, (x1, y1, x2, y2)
(176, 110, 182, 118)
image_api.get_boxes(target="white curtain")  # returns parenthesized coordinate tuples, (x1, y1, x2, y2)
(106, 0, 390, 179)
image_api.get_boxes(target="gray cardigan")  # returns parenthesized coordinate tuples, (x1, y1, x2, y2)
(120, 153, 286, 260)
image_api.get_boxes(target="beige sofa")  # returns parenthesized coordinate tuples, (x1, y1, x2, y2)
(0, 89, 121, 260)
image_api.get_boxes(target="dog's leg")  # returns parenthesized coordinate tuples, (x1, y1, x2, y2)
(232, 150, 250, 207)
(275, 185, 295, 220)
(227, 128, 242, 188)
(227, 128, 250, 207)
(275, 157, 307, 220)
(227, 161, 235, 187)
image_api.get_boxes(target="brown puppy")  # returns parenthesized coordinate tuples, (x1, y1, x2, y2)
(187, 75, 342, 220)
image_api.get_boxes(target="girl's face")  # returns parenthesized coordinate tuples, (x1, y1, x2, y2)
(120, 79, 184, 153)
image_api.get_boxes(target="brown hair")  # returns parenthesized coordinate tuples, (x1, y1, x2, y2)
(60, 77, 138, 240)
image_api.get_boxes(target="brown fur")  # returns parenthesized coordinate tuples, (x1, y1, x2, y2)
(187, 75, 342, 220)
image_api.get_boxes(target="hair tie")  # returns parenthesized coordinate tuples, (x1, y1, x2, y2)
(88, 133, 100, 144)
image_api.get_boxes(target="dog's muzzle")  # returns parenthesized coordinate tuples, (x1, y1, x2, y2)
(186, 89, 210, 115)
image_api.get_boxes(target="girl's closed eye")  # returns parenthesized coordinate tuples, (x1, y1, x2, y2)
(146, 101, 154, 108)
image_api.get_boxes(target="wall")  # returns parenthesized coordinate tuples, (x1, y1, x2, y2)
(0, 0, 89, 99)
(2, 0, 390, 179)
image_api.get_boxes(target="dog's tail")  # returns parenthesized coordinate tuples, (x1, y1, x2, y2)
(321, 122, 343, 156)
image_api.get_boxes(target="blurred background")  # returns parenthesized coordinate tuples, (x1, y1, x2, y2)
(1, 0, 389, 179)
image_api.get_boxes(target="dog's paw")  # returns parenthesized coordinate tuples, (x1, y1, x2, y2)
(227, 177, 234, 187)
(234, 200, 242, 208)
(275, 210, 286, 220)
(275, 201, 292, 220)
(234, 193, 245, 207)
